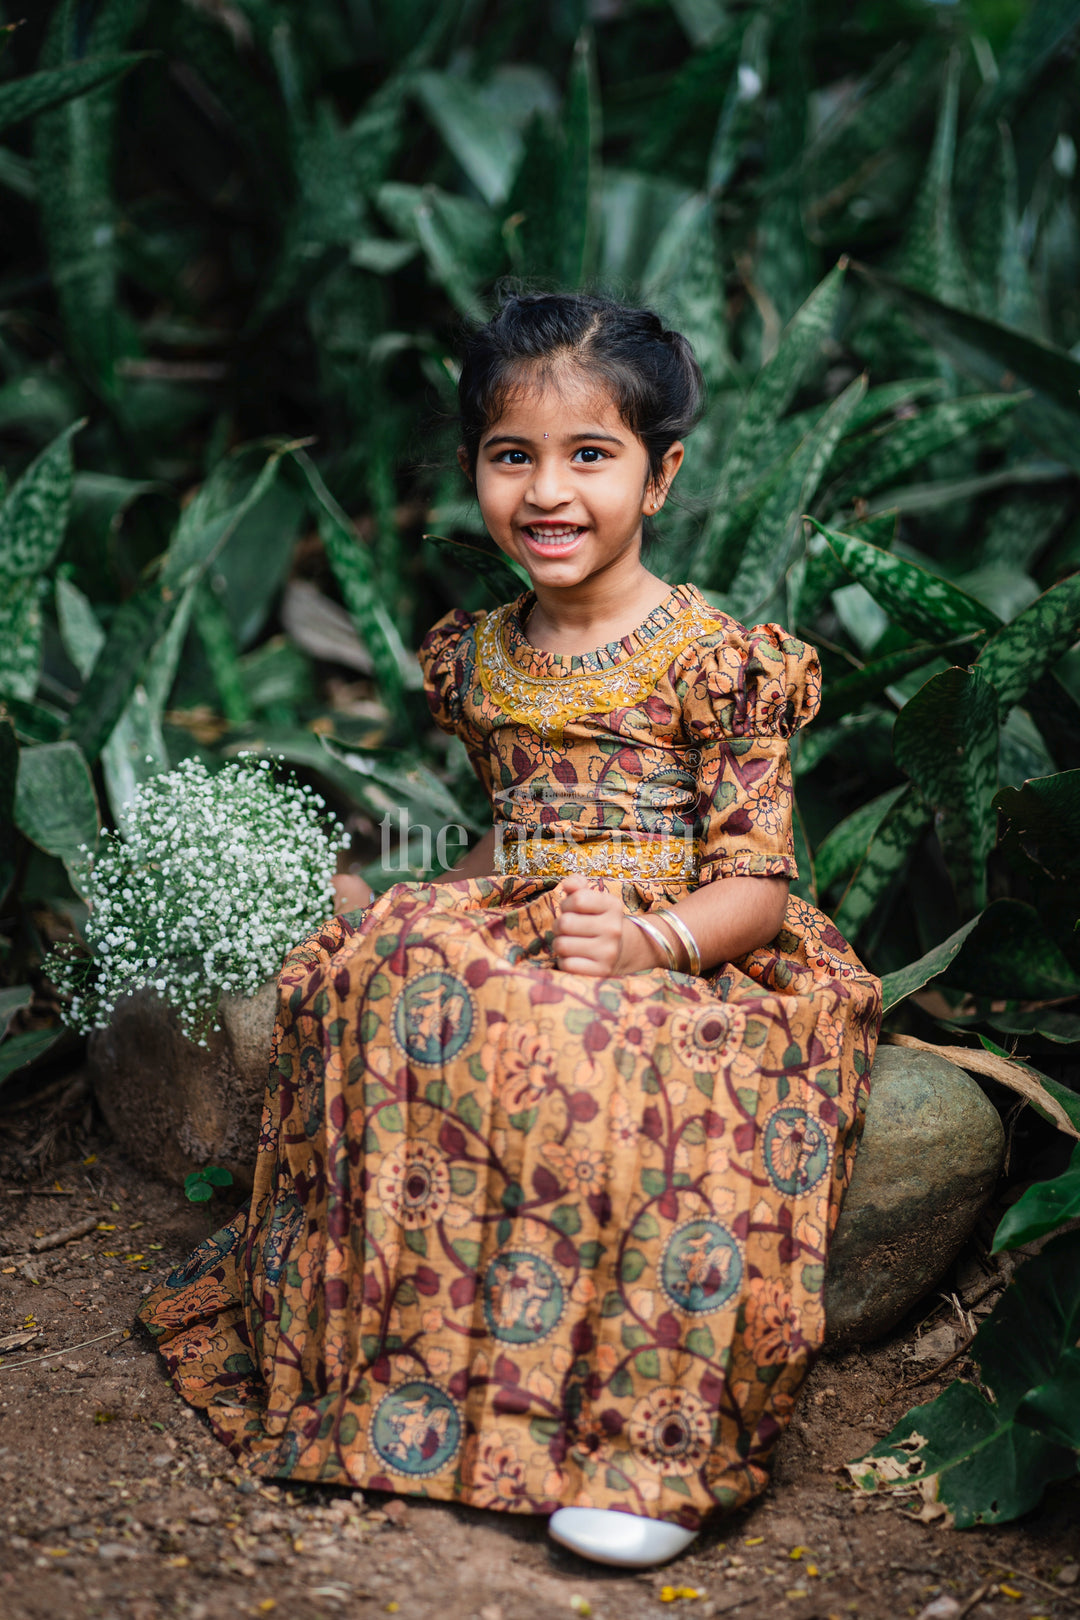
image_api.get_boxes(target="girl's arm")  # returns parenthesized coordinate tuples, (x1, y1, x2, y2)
(553, 873, 789, 976)
(429, 823, 498, 883)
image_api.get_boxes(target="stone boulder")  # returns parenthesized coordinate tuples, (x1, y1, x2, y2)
(88, 980, 278, 1191)
(824, 1044, 1005, 1348)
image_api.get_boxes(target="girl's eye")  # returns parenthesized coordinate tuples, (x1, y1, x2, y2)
(573, 447, 608, 464)
(495, 449, 530, 465)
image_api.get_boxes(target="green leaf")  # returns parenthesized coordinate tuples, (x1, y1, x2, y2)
(814, 786, 908, 894)
(0, 421, 81, 579)
(892, 53, 967, 307)
(944, 898, 1080, 1002)
(992, 1144, 1080, 1253)
(722, 373, 867, 617)
(0, 1027, 64, 1086)
(879, 915, 982, 1013)
(819, 638, 972, 722)
(994, 769, 1080, 883)
(833, 394, 1024, 506)
(0, 52, 146, 136)
(848, 1229, 1080, 1527)
(691, 260, 848, 579)
(414, 71, 522, 208)
(55, 575, 104, 682)
(833, 783, 932, 938)
(0, 985, 31, 1038)
(375, 182, 501, 321)
(893, 668, 999, 913)
(977, 572, 1080, 712)
(0, 577, 42, 702)
(641, 194, 730, 392)
(852, 264, 1080, 473)
(0, 718, 16, 902)
(423, 534, 527, 605)
(14, 739, 99, 890)
(555, 31, 600, 288)
(810, 518, 999, 643)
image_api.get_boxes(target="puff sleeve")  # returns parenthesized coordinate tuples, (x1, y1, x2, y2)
(680, 621, 821, 884)
(417, 606, 493, 804)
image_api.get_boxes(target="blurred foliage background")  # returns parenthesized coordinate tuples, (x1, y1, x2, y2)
(2, 0, 1080, 1525)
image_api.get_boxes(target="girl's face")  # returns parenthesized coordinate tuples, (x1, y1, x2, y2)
(463, 370, 684, 591)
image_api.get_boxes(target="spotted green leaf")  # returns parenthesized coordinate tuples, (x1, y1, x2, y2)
(976, 571, 1080, 712)
(0, 421, 81, 580)
(818, 638, 967, 722)
(424, 534, 526, 606)
(14, 738, 99, 891)
(994, 770, 1080, 885)
(0, 577, 43, 702)
(893, 667, 999, 914)
(0, 52, 145, 135)
(414, 71, 523, 208)
(813, 785, 907, 895)
(809, 518, 999, 643)
(0, 719, 16, 904)
(943, 898, 1080, 1001)
(691, 260, 848, 579)
(892, 53, 967, 306)
(833, 782, 932, 938)
(642, 194, 731, 392)
(832, 393, 1024, 505)
(375, 182, 501, 321)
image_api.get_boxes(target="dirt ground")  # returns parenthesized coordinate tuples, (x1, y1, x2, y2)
(0, 1069, 1077, 1620)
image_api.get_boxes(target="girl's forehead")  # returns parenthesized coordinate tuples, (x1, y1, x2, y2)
(489, 367, 626, 434)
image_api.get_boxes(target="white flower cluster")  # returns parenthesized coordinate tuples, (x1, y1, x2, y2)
(47, 755, 349, 1048)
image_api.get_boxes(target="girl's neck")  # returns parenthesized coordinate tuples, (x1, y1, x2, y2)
(525, 565, 673, 656)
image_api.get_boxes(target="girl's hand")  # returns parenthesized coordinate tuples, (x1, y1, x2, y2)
(551, 876, 662, 975)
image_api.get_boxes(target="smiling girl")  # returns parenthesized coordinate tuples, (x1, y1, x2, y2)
(140, 293, 882, 1570)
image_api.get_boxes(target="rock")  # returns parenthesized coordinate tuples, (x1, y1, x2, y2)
(88, 979, 278, 1192)
(824, 1045, 1004, 1347)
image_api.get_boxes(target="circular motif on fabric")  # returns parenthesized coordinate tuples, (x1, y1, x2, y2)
(762, 1105, 831, 1196)
(375, 1139, 451, 1230)
(392, 971, 474, 1068)
(629, 1386, 713, 1477)
(166, 1220, 241, 1288)
(633, 764, 697, 834)
(370, 1382, 462, 1478)
(483, 1250, 565, 1344)
(660, 1219, 742, 1316)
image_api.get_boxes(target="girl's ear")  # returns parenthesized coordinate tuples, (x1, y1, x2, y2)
(457, 444, 473, 483)
(644, 440, 686, 514)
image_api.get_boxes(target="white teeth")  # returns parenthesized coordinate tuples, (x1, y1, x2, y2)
(526, 527, 581, 542)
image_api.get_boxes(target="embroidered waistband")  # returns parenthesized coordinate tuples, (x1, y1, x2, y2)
(493, 830, 700, 883)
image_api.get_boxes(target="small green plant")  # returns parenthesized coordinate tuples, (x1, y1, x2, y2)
(184, 1166, 234, 1205)
(44, 754, 348, 1046)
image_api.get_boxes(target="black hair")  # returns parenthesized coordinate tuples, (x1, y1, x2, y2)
(457, 291, 705, 500)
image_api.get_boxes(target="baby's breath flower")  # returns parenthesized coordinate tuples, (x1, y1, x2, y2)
(45, 756, 349, 1047)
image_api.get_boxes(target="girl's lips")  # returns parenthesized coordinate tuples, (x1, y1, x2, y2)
(521, 525, 585, 557)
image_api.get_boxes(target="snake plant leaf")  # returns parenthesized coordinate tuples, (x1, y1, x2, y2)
(0, 1028, 65, 1087)
(318, 738, 475, 828)
(14, 738, 99, 891)
(414, 70, 523, 208)
(803, 36, 939, 208)
(892, 52, 968, 307)
(975, 571, 1080, 712)
(830, 393, 1024, 505)
(195, 584, 251, 728)
(818, 638, 968, 723)
(641, 194, 731, 392)
(942, 1008, 1080, 1047)
(878, 914, 983, 1013)
(833, 782, 932, 938)
(723, 374, 867, 620)
(893, 667, 999, 915)
(0, 421, 82, 580)
(852, 265, 1080, 473)
(691, 260, 848, 580)
(993, 1142, 1080, 1253)
(813, 784, 908, 895)
(942, 897, 1080, 1001)
(809, 518, 999, 643)
(754, 0, 811, 330)
(375, 182, 501, 321)
(705, 11, 768, 198)
(967, 123, 1041, 334)
(0, 578, 43, 703)
(0, 51, 146, 135)
(424, 535, 526, 605)
(630, 19, 739, 177)
(556, 30, 601, 289)
(0, 984, 31, 1039)
(0, 719, 16, 905)
(993, 770, 1080, 884)
(848, 1229, 1080, 1527)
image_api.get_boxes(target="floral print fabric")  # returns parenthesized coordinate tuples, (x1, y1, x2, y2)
(138, 583, 881, 1527)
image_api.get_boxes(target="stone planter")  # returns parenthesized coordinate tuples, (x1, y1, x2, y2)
(88, 979, 279, 1192)
(824, 1044, 1006, 1348)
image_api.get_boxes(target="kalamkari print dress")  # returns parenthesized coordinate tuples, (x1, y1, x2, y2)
(138, 581, 882, 1528)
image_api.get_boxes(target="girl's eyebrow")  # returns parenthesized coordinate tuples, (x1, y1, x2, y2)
(482, 430, 625, 450)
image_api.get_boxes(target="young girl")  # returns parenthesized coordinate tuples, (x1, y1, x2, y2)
(139, 293, 881, 1570)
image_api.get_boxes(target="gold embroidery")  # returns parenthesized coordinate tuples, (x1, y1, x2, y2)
(474, 594, 720, 742)
(494, 831, 700, 884)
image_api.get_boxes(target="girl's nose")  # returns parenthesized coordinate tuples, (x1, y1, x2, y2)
(525, 455, 573, 510)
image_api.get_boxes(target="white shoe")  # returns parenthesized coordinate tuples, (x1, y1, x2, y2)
(548, 1506, 697, 1568)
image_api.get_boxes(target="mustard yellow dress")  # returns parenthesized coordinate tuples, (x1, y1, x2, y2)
(139, 581, 881, 1528)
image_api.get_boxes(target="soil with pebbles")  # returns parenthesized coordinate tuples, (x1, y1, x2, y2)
(0, 1073, 1077, 1620)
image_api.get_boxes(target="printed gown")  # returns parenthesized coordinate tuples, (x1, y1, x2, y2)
(138, 581, 882, 1527)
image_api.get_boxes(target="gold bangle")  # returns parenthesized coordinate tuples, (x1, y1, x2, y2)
(628, 914, 678, 971)
(653, 907, 702, 975)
